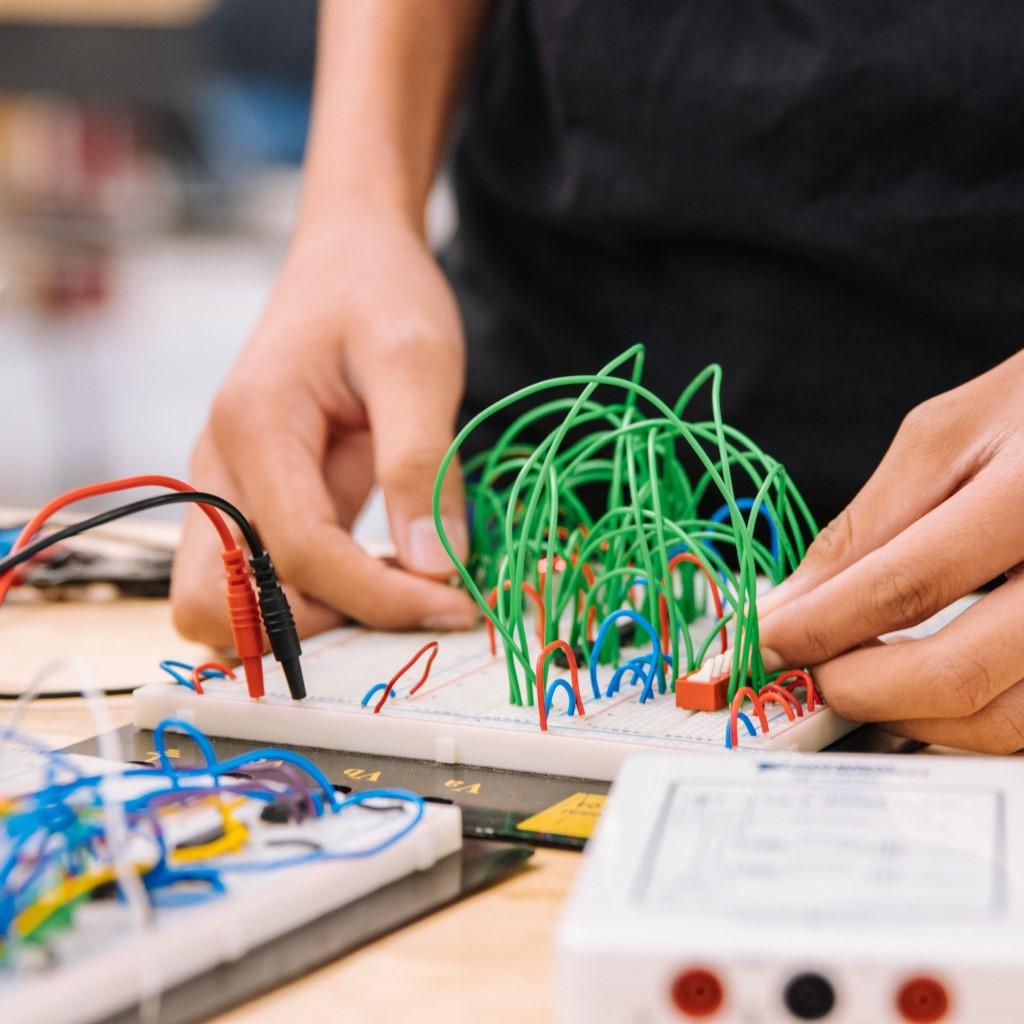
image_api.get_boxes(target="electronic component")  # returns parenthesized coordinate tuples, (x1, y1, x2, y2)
(556, 750, 1024, 1023)
(0, 722, 461, 1024)
(128, 354, 876, 776)
(675, 651, 731, 711)
(134, 594, 974, 786)
(133, 625, 855, 780)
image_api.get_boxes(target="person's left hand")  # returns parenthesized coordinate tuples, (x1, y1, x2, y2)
(756, 349, 1024, 753)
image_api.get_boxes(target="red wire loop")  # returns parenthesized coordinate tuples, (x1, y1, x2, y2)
(729, 686, 769, 748)
(373, 641, 440, 713)
(758, 689, 796, 721)
(758, 683, 803, 717)
(776, 669, 821, 711)
(534, 640, 587, 732)
(486, 582, 546, 655)
(191, 661, 236, 697)
(658, 553, 728, 657)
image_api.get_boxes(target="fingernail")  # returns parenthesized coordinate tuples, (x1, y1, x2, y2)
(407, 516, 467, 575)
(422, 610, 478, 631)
(760, 646, 785, 672)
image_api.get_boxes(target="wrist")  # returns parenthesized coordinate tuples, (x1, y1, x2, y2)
(285, 203, 426, 285)
(296, 142, 428, 242)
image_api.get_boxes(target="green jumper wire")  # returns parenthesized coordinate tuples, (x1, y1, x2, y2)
(432, 346, 817, 709)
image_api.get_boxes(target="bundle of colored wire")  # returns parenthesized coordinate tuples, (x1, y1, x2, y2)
(0, 716, 425, 958)
(431, 346, 817, 710)
(0, 477, 306, 700)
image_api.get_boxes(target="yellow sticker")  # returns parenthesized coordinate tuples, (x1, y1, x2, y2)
(516, 792, 606, 839)
(145, 748, 180, 763)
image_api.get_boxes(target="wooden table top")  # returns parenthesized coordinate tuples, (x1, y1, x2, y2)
(0, 0, 213, 26)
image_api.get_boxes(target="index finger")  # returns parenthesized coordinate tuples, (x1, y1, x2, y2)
(811, 572, 1024, 724)
(212, 404, 478, 631)
(172, 433, 343, 646)
(758, 467, 1023, 668)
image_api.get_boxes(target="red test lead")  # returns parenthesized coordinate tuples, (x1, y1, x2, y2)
(0, 475, 294, 702)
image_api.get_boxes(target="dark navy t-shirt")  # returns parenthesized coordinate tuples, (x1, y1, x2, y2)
(441, 0, 1024, 523)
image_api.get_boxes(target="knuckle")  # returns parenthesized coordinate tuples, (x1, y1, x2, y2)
(271, 540, 316, 587)
(805, 513, 855, 566)
(367, 321, 460, 364)
(795, 620, 842, 665)
(870, 566, 935, 628)
(208, 384, 253, 445)
(895, 396, 955, 453)
(918, 644, 992, 717)
(378, 443, 445, 491)
(816, 678, 859, 722)
(897, 398, 940, 438)
(982, 706, 1024, 755)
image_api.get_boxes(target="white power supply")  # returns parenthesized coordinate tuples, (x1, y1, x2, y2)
(556, 750, 1023, 1024)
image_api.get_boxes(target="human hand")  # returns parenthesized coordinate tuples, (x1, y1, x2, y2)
(171, 211, 478, 646)
(757, 351, 1024, 753)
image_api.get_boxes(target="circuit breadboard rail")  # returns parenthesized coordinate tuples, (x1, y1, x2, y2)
(133, 625, 855, 781)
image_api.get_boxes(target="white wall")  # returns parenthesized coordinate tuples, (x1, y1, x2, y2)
(0, 233, 280, 509)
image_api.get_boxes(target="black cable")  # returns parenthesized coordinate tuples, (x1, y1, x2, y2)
(1, 491, 307, 701)
(248, 552, 305, 699)
(0, 492, 264, 577)
(0, 688, 137, 700)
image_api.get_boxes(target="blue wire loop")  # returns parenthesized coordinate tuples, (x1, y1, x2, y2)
(543, 678, 578, 718)
(360, 682, 396, 707)
(588, 610, 665, 702)
(218, 789, 427, 871)
(724, 711, 757, 749)
(708, 498, 779, 561)
(152, 718, 219, 781)
(139, 720, 342, 813)
(605, 656, 651, 698)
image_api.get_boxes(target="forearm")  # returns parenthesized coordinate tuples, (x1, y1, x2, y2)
(298, 0, 492, 236)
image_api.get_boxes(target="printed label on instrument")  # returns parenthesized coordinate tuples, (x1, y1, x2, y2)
(634, 778, 1004, 921)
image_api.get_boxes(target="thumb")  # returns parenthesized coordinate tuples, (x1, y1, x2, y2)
(359, 337, 469, 578)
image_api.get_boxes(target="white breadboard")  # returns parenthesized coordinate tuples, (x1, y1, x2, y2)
(557, 750, 1024, 1024)
(134, 624, 855, 781)
(0, 751, 462, 1024)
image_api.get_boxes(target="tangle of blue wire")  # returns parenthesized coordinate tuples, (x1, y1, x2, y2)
(0, 716, 427, 945)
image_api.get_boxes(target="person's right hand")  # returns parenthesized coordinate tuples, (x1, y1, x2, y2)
(171, 211, 479, 647)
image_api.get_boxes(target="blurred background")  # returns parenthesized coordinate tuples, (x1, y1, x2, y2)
(0, 0, 451, 522)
